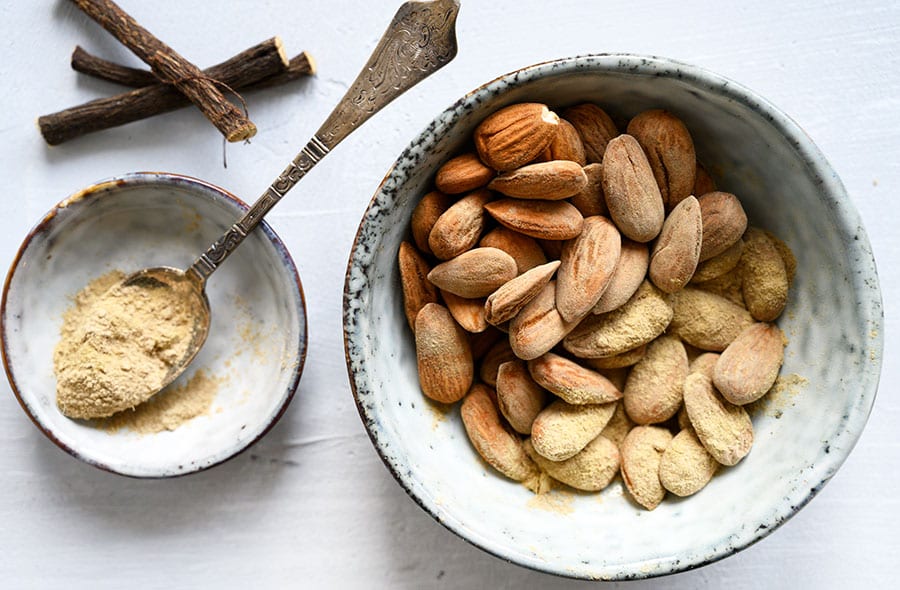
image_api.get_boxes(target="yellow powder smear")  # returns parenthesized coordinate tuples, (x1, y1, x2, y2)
(98, 370, 222, 434)
(526, 488, 576, 515)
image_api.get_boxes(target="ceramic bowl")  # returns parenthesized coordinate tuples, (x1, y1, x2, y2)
(2, 172, 307, 477)
(343, 55, 883, 579)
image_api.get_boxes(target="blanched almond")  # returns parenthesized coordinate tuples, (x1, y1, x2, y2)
(415, 303, 473, 403)
(485, 198, 584, 240)
(411, 190, 452, 256)
(698, 191, 748, 261)
(435, 152, 494, 194)
(592, 239, 649, 314)
(570, 163, 607, 217)
(627, 109, 697, 210)
(440, 290, 488, 333)
(740, 227, 789, 321)
(562, 103, 618, 163)
(668, 288, 754, 351)
(488, 160, 588, 200)
(427, 247, 517, 298)
(659, 428, 718, 497)
(479, 227, 547, 274)
(484, 260, 560, 325)
(557, 216, 622, 322)
(531, 399, 617, 461)
(508, 281, 577, 360)
(474, 103, 560, 171)
(497, 361, 548, 434)
(428, 188, 493, 260)
(620, 426, 673, 510)
(398, 241, 438, 331)
(528, 352, 623, 405)
(602, 134, 665, 243)
(524, 435, 620, 492)
(713, 322, 785, 405)
(624, 335, 689, 424)
(683, 373, 753, 466)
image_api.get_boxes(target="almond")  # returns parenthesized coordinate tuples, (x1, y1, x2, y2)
(484, 260, 560, 325)
(435, 152, 495, 194)
(620, 425, 673, 510)
(582, 344, 646, 370)
(530, 399, 617, 461)
(428, 188, 493, 260)
(427, 247, 517, 298)
(649, 195, 702, 293)
(524, 435, 620, 492)
(668, 288, 754, 351)
(659, 428, 718, 497)
(556, 216, 622, 322)
(398, 241, 438, 331)
(469, 326, 505, 362)
(460, 383, 544, 490)
(689, 352, 720, 379)
(414, 303, 473, 403)
(592, 239, 649, 314)
(440, 290, 488, 334)
(600, 401, 635, 448)
(484, 198, 584, 240)
(562, 103, 618, 163)
(564, 281, 673, 359)
(713, 322, 785, 405)
(690, 238, 743, 283)
(696, 265, 745, 306)
(488, 160, 588, 200)
(474, 103, 559, 171)
(538, 237, 564, 260)
(528, 352, 623, 405)
(602, 134, 665, 242)
(762, 229, 797, 286)
(570, 163, 607, 217)
(683, 373, 753, 466)
(410, 190, 453, 256)
(496, 360, 548, 434)
(697, 191, 748, 261)
(740, 227, 789, 321)
(626, 109, 697, 210)
(479, 338, 517, 387)
(479, 227, 548, 274)
(538, 118, 587, 165)
(623, 336, 689, 424)
(508, 281, 577, 360)
(693, 162, 716, 196)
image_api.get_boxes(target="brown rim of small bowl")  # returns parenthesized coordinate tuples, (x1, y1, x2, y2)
(0, 171, 308, 478)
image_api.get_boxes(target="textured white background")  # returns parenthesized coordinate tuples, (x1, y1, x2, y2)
(1, 1, 897, 588)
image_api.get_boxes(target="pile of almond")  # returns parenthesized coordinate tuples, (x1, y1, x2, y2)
(399, 102, 795, 509)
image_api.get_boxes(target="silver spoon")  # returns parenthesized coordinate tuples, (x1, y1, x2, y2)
(113, 0, 460, 403)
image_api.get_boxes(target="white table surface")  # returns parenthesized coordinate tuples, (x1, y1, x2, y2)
(2, 1, 897, 588)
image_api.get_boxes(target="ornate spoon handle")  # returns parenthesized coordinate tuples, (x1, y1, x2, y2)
(190, 0, 460, 281)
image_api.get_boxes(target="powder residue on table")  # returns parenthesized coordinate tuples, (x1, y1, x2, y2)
(99, 369, 222, 434)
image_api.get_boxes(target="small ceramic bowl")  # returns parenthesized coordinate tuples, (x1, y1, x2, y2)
(344, 55, 883, 579)
(2, 172, 307, 477)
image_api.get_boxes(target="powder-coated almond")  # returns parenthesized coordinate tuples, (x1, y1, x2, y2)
(683, 373, 753, 466)
(659, 428, 718, 497)
(398, 241, 438, 331)
(496, 361, 548, 434)
(649, 195, 702, 293)
(539, 118, 587, 165)
(428, 188, 493, 260)
(582, 344, 646, 369)
(479, 338, 517, 386)
(668, 288, 754, 351)
(508, 281, 577, 360)
(564, 281, 673, 359)
(479, 227, 548, 274)
(698, 191, 748, 261)
(600, 401, 635, 448)
(474, 103, 560, 171)
(570, 163, 607, 217)
(562, 103, 618, 163)
(530, 399, 617, 461)
(690, 239, 743, 283)
(689, 352, 720, 379)
(693, 162, 716, 197)
(524, 435, 620, 492)
(696, 266, 744, 306)
(488, 160, 588, 200)
(714, 322, 785, 405)
(484, 260, 560, 325)
(620, 426, 673, 510)
(440, 290, 488, 334)
(460, 383, 544, 489)
(414, 303, 473, 404)
(484, 198, 584, 240)
(435, 152, 495, 194)
(762, 229, 797, 286)
(740, 227, 789, 321)
(627, 110, 697, 210)
(557, 216, 622, 322)
(592, 239, 649, 314)
(624, 335, 689, 424)
(602, 134, 665, 242)
(528, 352, 623, 405)
(427, 247, 517, 298)
(411, 190, 453, 256)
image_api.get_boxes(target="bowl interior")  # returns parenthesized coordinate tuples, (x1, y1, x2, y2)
(3, 173, 306, 477)
(345, 56, 882, 579)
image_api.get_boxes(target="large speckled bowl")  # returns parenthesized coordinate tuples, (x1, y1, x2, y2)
(343, 55, 883, 579)
(2, 172, 307, 477)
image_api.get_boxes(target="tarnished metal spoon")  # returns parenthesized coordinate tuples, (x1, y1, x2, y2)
(108, 0, 459, 404)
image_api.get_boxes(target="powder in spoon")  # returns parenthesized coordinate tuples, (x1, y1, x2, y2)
(53, 270, 200, 419)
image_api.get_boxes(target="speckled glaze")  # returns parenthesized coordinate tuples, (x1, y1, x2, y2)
(343, 55, 883, 579)
(2, 172, 307, 478)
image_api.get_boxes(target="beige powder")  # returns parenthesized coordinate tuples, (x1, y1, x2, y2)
(54, 270, 200, 419)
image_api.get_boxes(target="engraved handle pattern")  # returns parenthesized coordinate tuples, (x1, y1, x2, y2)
(189, 0, 460, 281)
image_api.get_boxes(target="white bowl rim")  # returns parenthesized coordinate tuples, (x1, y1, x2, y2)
(343, 53, 884, 579)
(1, 171, 309, 478)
